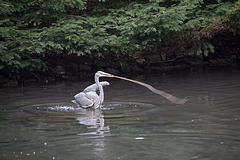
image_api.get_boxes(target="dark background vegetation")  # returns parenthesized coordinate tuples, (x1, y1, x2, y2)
(0, 0, 239, 86)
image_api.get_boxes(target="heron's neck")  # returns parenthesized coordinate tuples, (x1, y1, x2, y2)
(95, 75, 104, 105)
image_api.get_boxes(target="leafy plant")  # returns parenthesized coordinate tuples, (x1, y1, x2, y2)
(0, 0, 239, 81)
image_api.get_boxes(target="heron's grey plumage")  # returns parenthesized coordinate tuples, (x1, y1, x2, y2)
(72, 71, 113, 108)
(74, 92, 97, 108)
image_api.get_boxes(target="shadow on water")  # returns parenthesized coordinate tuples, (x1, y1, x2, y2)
(1, 69, 240, 160)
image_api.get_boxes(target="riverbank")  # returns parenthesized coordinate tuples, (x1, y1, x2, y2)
(1, 53, 239, 87)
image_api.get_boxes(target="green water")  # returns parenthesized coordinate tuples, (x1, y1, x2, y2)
(1, 69, 240, 160)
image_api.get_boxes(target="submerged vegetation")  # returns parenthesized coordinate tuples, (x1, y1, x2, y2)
(0, 0, 239, 84)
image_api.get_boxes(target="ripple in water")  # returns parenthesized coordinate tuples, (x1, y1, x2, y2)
(21, 101, 156, 114)
(37, 105, 82, 112)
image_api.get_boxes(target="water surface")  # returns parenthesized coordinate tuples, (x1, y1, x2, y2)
(1, 69, 240, 160)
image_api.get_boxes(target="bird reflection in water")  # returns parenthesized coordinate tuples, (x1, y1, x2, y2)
(75, 108, 109, 159)
(76, 108, 109, 135)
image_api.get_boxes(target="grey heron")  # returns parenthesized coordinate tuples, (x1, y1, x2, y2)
(72, 71, 187, 108)
(72, 71, 114, 108)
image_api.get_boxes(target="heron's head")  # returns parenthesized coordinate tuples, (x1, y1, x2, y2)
(96, 71, 114, 78)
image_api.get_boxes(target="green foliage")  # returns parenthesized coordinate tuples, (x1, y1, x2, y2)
(0, 0, 239, 79)
(0, 0, 13, 17)
(0, 26, 46, 74)
(39, 16, 121, 56)
(0, 0, 86, 78)
(181, 40, 214, 57)
(12, 0, 86, 26)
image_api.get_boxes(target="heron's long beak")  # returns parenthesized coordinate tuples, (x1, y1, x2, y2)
(105, 73, 114, 77)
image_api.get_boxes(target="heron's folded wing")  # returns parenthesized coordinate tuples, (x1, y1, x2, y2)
(74, 92, 94, 108)
(85, 91, 100, 108)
